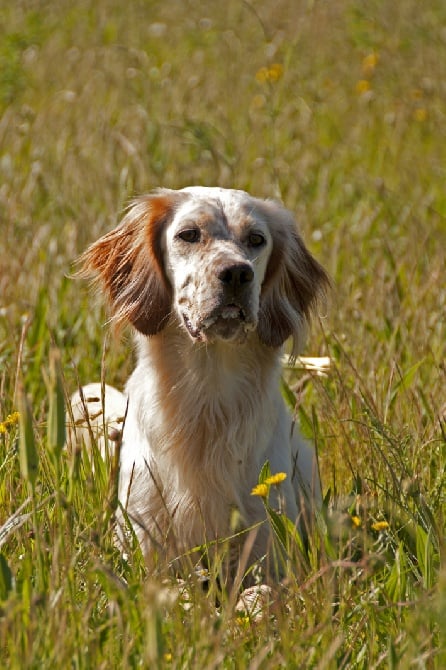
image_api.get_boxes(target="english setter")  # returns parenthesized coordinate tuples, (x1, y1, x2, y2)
(70, 187, 329, 576)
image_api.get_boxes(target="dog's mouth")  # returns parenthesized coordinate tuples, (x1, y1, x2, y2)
(182, 304, 256, 343)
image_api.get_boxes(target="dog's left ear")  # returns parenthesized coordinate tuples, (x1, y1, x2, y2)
(79, 191, 181, 335)
(257, 201, 330, 353)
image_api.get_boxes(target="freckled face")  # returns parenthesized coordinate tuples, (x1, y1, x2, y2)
(163, 196, 273, 343)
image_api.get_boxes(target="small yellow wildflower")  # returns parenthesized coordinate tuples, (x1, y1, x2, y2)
(236, 615, 251, 628)
(268, 63, 284, 81)
(362, 52, 379, 77)
(351, 515, 362, 528)
(356, 79, 371, 95)
(413, 107, 427, 122)
(251, 483, 269, 497)
(255, 67, 269, 83)
(163, 652, 172, 662)
(264, 472, 287, 486)
(371, 521, 389, 532)
(255, 63, 284, 84)
(0, 411, 20, 434)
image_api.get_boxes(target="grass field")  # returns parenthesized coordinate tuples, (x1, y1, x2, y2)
(1, 0, 445, 667)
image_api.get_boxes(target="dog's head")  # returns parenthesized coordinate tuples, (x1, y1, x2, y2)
(80, 187, 329, 352)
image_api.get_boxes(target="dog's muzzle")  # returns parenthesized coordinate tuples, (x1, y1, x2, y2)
(182, 302, 257, 343)
(182, 260, 257, 342)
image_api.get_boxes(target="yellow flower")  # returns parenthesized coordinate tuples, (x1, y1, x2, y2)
(264, 472, 287, 485)
(371, 521, 389, 532)
(0, 411, 20, 433)
(236, 614, 251, 628)
(251, 483, 269, 497)
(268, 63, 284, 82)
(356, 79, 371, 95)
(413, 108, 427, 122)
(163, 652, 172, 662)
(255, 66, 269, 83)
(255, 63, 284, 84)
(362, 52, 379, 77)
(351, 515, 362, 528)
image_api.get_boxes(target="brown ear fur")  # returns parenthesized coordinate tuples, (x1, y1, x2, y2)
(80, 192, 179, 335)
(257, 201, 330, 353)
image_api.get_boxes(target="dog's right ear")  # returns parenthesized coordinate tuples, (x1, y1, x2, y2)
(79, 191, 181, 336)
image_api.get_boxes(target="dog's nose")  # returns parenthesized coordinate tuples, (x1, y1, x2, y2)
(218, 263, 254, 288)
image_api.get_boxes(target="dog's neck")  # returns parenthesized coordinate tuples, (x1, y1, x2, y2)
(130, 325, 281, 485)
(135, 324, 280, 401)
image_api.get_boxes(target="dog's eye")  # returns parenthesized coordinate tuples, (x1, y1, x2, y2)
(177, 228, 201, 243)
(247, 232, 266, 248)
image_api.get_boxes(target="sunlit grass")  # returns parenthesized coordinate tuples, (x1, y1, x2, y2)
(1, 0, 445, 667)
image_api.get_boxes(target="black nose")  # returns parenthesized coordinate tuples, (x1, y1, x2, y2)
(218, 263, 254, 288)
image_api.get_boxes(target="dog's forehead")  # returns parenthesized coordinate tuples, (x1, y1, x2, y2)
(176, 187, 264, 233)
(180, 185, 250, 205)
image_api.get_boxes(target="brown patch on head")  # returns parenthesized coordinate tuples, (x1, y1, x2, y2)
(80, 191, 184, 335)
(256, 200, 330, 352)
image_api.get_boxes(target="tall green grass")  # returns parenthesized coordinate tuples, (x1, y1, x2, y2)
(1, 0, 445, 666)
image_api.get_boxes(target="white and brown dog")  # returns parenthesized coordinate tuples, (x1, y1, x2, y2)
(70, 187, 329, 574)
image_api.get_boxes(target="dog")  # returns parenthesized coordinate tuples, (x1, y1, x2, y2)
(69, 186, 329, 577)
